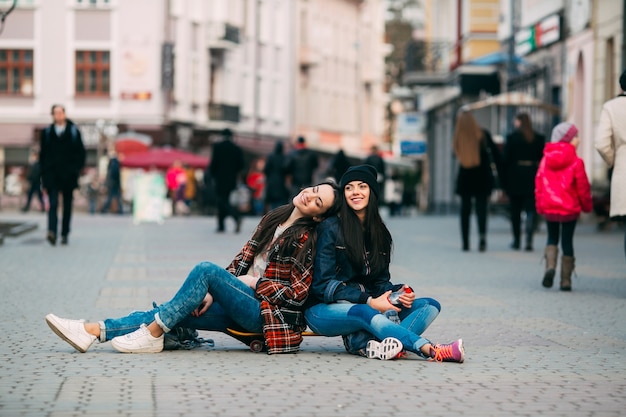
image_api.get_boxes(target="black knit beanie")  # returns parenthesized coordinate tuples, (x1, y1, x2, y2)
(340, 164, 379, 197)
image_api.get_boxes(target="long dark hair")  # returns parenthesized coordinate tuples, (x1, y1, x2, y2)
(338, 190, 392, 277)
(252, 180, 341, 264)
(516, 113, 535, 143)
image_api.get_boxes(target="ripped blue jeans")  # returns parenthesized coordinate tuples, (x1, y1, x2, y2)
(98, 261, 263, 342)
(304, 297, 440, 356)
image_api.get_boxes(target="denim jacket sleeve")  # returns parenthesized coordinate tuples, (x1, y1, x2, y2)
(366, 264, 397, 298)
(311, 217, 370, 305)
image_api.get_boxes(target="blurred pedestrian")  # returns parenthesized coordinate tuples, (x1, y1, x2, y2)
(263, 141, 289, 211)
(21, 149, 45, 213)
(502, 113, 545, 251)
(210, 128, 244, 233)
(183, 164, 197, 212)
(100, 152, 123, 214)
(536, 122, 592, 291)
(285, 136, 319, 197)
(385, 169, 403, 217)
(86, 175, 100, 215)
(200, 168, 217, 215)
(246, 158, 266, 215)
(595, 70, 626, 262)
(327, 149, 351, 182)
(165, 160, 185, 215)
(452, 111, 501, 252)
(39, 104, 86, 246)
(364, 145, 386, 203)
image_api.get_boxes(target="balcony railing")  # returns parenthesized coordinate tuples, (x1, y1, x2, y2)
(402, 40, 454, 86)
(206, 22, 240, 49)
(208, 103, 240, 123)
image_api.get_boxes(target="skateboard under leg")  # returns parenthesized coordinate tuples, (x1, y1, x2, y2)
(225, 328, 320, 352)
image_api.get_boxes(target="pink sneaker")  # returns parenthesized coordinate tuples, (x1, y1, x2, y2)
(430, 339, 465, 363)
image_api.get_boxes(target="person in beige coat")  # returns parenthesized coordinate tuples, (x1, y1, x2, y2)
(595, 70, 626, 262)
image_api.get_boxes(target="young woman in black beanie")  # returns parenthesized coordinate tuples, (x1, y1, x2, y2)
(305, 165, 464, 362)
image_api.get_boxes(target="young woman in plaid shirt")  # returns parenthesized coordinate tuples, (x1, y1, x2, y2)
(46, 181, 340, 354)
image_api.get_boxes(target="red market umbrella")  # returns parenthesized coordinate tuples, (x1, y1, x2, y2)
(114, 131, 152, 156)
(120, 147, 209, 170)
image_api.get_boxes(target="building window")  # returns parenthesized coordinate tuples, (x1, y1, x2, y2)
(75, 50, 110, 96)
(0, 49, 34, 95)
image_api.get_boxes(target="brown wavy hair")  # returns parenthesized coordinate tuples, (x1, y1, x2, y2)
(453, 111, 483, 168)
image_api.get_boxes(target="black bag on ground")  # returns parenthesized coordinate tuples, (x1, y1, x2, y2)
(151, 301, 214, 350)
(163, 327, 215, 351)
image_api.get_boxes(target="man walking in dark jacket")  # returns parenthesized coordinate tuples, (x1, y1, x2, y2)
(209, 128, 244, 233)
(39, 104, 86, 245)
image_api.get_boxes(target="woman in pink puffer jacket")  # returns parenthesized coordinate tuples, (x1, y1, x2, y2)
(535, 122, 592, 291)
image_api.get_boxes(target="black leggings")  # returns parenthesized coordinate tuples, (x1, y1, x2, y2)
(546, 220, 577, 257)
(460, 194, 488, 246)
(509, 194, 536, 243)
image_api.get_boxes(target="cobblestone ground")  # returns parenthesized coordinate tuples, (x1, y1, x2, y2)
(0, 210, 624, 417)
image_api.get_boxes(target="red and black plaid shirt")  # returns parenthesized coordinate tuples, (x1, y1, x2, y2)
(226, 227, 313, 354)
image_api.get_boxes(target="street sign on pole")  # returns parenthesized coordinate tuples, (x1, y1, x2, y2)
(396, 112, 426, 156)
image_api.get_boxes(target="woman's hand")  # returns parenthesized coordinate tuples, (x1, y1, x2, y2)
(192, 292, 214, 317)
(238, 274, 259, 289)
(368, 291, 401, 313)
(396, 285, 415, 309)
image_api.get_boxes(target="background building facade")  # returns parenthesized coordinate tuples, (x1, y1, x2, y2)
(0, 0, 387, 196)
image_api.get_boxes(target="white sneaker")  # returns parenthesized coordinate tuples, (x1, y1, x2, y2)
(45, 313, 97, 353)
(111, 324, 164, 353)
(366, 337, 404, 360)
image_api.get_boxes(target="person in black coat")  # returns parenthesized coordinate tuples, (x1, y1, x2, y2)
(285, 136, 319, 197)
(100, 152, 123, 214)
(21, 149, 45, 212)
(364, 145, 386, 203)
(453, 111, 501, 252)
(39, 104, 86, 245)
(263, 141, 289, 211)
(327, 149, 351, 182)
(209, 128, 244, 233)
(502, 113, 545, 251)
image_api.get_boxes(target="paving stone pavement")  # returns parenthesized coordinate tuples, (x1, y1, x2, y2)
(0, 210, 624, 417)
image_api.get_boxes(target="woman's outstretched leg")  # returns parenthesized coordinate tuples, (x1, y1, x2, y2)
(46, 261, 260, 353)
(111, 262, 263, 353)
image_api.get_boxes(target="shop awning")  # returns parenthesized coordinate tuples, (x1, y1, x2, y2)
(460, 91, 560, 114)
(120, 147, 209, 170)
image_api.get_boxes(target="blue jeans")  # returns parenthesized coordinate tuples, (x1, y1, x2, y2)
(98, 262, 263, 341)
(305, 297, 440, 356)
